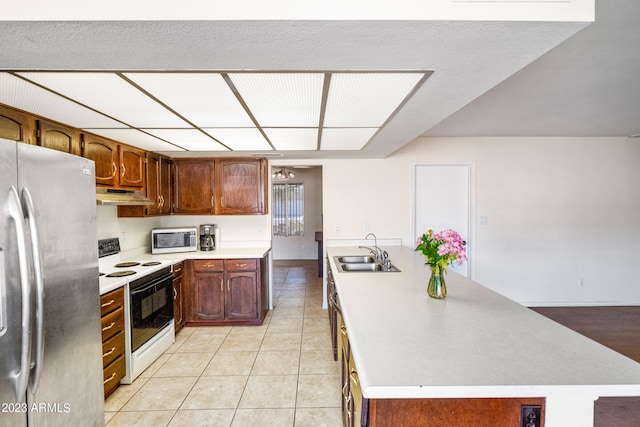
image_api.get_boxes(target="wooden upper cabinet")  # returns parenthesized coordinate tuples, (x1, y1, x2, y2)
(82, 134, 119, 187)
(158, 156, 172, 214)
(0, 104, 35, 144)
(173, 159, 216, 214)
(82, 133, 145, 189)
(216, 159, 267, 215)
(118, 153, 171, 217)
(37, 119, 81, 155)
(145, 153, 171, 216)
(119, 145, 145, 189)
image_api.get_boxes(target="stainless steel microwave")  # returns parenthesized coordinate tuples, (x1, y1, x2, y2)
(151, 227, 197, 254)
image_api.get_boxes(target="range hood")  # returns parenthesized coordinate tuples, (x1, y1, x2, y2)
(95, 188, 154, 206)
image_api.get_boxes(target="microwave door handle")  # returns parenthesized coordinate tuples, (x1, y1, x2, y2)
(22, 187, 44, 394)
(7, 186, 32, 402)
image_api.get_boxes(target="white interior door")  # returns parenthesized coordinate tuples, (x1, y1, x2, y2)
(414, 164, 471, 277)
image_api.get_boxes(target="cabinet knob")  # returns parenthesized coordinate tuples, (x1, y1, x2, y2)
(121, 164, 126, 177)
(102, 321, 116, 332)
(111, 162, 117, 177)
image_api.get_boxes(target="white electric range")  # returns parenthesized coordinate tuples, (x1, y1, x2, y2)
(98, 237, 175, 383)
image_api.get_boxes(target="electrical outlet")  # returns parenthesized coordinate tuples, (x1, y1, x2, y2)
(521, 405, 541, 427)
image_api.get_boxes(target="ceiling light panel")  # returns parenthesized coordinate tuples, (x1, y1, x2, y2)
(124, 73, 254, 127)
(320, 128, 378, 150)
(142, 129, 228, 151)
(83, 128, 185, 152)
(263, 128, 318, 151)
(16, 72, 190, 128)
(0, 72, 124, 128)
(202, 128, 272, 151)
(229, 73, 324, 127)
(324, 73, 424, 127)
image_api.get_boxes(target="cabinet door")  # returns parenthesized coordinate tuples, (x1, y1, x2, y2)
(119, 145, 145, 189)
(146, 153, 162, 215)
(173, 274, 184, 333)
(173, 159, 215, 214)
(159, 157, 172, 214)
(37, 119, 80, 155)
(226, 271, 258, 321)
(216, 159, 266, 215)
(0, 104, 35, 144)
(82, 134, 118, 186)
(191, 272, 225, 321)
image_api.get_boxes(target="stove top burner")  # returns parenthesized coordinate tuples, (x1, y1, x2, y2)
(106, 270, 136, 278)
(141, 261, 161, 266)
(115, 261, 141, 268)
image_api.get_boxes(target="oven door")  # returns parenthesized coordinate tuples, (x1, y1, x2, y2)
(130, 272, 174, 352)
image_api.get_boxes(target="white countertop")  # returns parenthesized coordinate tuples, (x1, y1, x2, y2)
(99, 246, 271, 295)
(327, 245, 640, 400)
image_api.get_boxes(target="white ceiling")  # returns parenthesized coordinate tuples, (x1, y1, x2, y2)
(1, 1, 636, 159)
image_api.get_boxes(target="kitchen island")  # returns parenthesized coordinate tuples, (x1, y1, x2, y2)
(327, 245, 640, 427)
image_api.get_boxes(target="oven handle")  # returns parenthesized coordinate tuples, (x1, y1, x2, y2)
(129, 274, 172, 296)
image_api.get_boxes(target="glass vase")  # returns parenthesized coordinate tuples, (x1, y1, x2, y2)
(427, 266, 447, 299)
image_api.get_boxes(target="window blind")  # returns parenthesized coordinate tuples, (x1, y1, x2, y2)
(273, 182, 304, 237)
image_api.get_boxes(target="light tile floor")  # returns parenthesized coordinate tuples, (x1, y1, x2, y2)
(104, 260, 342, 427)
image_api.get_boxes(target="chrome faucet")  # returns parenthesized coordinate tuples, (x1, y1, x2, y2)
(359, 233, 383, 264)
(359, 233, 394, 270)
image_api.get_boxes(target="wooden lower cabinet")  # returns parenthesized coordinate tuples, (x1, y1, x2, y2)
(185, 257, 267, 326)
(173, 261, 185, 334)
(100, 287, 125, 398)
(191, 260, 225, 322)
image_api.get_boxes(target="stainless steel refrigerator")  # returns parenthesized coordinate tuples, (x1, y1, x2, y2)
(0, 139, 104, 426)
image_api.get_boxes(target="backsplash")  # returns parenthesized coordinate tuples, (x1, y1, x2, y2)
(96, 205, 272, 253)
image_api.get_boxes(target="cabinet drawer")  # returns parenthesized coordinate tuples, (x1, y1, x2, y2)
(225, 258, 257, 271)
(102, 330, 125, 368)
(101, 307, 124, 342)
(100, 288, 124, 317)
(103, 354, 125, 396)
(193, 259, 224, 272)
(173, 261, 184, 277)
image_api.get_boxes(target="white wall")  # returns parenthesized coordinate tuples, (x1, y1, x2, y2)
(97, 136, 640, 306)
(271, 166, 323, 260)
(318, 137, 640, 306)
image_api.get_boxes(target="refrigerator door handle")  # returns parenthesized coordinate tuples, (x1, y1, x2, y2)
(7, 186, 32, 401)
(22, 187, 45, 394)
(0, 249, 5, 338)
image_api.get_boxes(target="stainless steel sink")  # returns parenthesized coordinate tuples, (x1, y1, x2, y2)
(341, 263, 384, 272)
(337, 255, 376, 263)
(333, 256, 400, 273)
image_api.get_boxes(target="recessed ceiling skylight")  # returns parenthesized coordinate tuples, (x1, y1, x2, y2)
(141, 129, 228, 151)
(229, 73, 324, 127)
(2, 70, 430, 154)
(124, 73, 255, 127)
(17, 72, 191, 128)
(324, 73, 424, 127)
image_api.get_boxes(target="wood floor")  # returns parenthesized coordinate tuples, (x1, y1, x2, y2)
(531, 306, 640, 427)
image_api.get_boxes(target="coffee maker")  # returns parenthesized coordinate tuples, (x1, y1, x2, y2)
(199, 224, 216, 251)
